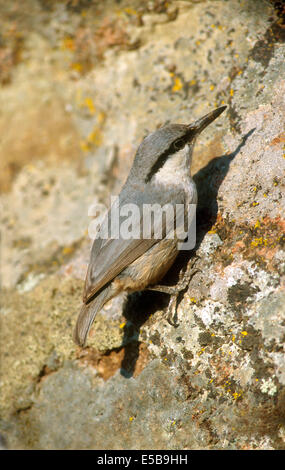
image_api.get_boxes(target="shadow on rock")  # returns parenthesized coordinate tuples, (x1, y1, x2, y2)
(120, 128, 255, 377)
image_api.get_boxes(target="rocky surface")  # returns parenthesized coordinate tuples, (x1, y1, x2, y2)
(0, 0, 284, 449)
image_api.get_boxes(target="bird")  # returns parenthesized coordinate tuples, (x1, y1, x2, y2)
(74, 106, 227, 346)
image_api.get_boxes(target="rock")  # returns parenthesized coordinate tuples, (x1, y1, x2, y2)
(0, 0, 284, 450)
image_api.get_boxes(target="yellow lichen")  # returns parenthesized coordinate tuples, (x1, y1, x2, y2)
(80, 140, 89, 152)
(251, 237, 268, 247)
(124, 7, 137, 15)
(62, 246, 74, 255)
(97, 111, 106, 124)
(84, 97, 96, 115)
(172, 77, 183, 92)
(251, 237, 262, 247)
(87, 127, 103, 146)
(254, 220, 261, 228)
(233, 392, 242, 400)
(62, 37, 75, 51)
(80, 126, 103, 151)
(70, 62, 83, 72)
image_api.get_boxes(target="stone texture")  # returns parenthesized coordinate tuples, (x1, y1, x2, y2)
(0, 0, 284, 450)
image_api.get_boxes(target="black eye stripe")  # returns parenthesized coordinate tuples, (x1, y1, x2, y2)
(173, 138, 185, 150)
(145, 138, 186, 182)
(145, 148, 170, 183)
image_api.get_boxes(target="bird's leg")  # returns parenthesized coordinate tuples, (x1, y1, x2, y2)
(146, 256, 200, 326)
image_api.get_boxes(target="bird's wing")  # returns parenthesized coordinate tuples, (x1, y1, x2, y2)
(83, 184, 186, 303)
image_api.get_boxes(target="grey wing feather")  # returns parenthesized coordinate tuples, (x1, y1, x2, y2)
(83, 237, 156, 302)
(83, 183, 187, 303)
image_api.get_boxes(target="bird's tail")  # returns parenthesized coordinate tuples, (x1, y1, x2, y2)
(73, 286, 113, 347)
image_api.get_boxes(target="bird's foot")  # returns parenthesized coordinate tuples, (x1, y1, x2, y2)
(147, 256, 200, 327)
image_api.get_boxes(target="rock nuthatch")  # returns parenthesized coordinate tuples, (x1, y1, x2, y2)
(74, 106, 227, 346)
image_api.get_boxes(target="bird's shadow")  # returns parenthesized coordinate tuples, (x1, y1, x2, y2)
(119, 128, 255, 378)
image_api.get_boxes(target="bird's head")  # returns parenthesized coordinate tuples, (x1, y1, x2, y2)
(129, 106, 227, 183)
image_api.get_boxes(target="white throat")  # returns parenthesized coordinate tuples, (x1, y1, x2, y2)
(153, 144, 193, 187)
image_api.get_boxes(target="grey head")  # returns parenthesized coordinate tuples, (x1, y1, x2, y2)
(128, 106, 227, 184)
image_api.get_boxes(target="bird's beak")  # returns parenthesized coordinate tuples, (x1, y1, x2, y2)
(188, 105, 227, 135)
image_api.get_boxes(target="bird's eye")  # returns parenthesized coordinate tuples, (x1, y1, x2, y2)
(173, 139, 185, 150)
